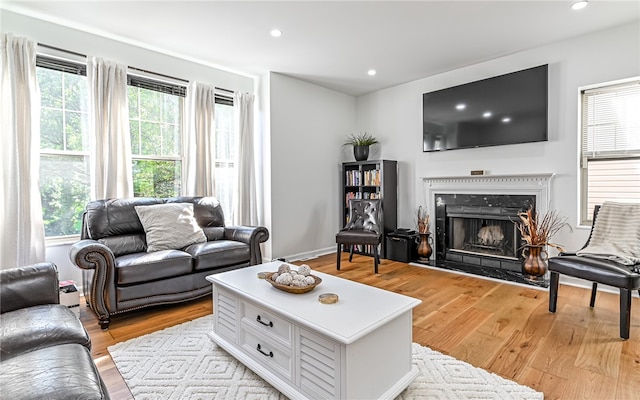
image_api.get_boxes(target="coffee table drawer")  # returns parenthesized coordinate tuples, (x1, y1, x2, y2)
(241, 300, 292, 344)
(240, 327, 293, 380)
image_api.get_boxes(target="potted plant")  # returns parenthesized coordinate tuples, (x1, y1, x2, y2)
(516, 207, 571, 277)
(343, 132, 379, 161)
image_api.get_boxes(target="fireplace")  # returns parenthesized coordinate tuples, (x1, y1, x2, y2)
(422, 174, 553, 287)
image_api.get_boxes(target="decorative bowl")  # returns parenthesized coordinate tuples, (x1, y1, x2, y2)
(264, 272, 322, 294)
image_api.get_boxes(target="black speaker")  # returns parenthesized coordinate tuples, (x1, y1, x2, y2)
(386, 230, 418, 263)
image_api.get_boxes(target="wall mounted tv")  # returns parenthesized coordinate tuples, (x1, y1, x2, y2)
(423, 64, 548, 152)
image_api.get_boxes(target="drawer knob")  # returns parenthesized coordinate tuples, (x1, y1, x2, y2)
(256, 344, 274, 358)
(256, 315, 274, 327)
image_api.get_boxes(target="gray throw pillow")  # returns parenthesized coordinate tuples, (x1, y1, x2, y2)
(134, 203, 207, 252)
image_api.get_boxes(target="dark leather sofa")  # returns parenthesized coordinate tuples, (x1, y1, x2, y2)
(0, 263, 109, 399)
(70, 196, 269, 329)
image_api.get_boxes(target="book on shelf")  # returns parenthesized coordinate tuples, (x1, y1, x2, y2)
(345, 170, 361, 186)
(362, 192, 381, 200)
(363, 169, 380, 186)
(345, 191, 355, 203)
(346, 191, 364, 204)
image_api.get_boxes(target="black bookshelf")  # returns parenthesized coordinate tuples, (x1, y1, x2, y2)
(340, 159, 398, 258)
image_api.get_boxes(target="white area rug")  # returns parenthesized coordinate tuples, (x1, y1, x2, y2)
(108, 316, 543, 400)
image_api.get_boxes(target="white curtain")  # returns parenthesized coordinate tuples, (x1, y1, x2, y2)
(234, 92, 258, 226)
(87, 57, 133, 200)
(183, 81, 216, 196)
(0, 33, 46, 268)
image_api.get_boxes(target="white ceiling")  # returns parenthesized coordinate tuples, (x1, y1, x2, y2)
(3, 1, 639, 96)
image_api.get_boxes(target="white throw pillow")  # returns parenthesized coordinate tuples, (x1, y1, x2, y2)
(134, 203, 207, 252)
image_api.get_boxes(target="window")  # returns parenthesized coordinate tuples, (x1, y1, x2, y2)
(580, 79, 640, 225)
(37, 49, 238, 236)
(128, 75, 185, 198)
(37, 56, 90, 238)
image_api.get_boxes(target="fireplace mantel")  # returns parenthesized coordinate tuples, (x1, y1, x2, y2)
(421, 173, 554, 230)
(420, 173, 554, 287)
(422, 173, 554, 187)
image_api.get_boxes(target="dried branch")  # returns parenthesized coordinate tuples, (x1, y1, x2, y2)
(417, 206, 430, 234)
(516, 207, 571, 252)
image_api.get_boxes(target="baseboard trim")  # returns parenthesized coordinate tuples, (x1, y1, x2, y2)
(271, 247, 335, 263)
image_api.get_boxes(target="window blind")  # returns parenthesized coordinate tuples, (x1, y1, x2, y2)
(580, 78, 640, 224)
(580, 80, 640, 160)
(36, 45, 234, 103)
(127, 75, 187, 97)
(215, 93, 233, 106)
(126, 74, 233, 104)
(36, 55, 86, 76)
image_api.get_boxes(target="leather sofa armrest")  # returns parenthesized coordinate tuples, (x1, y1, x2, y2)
(0, 263, 59, 313)
(69, 239, 117, 324)
(224, 225, 270, 265)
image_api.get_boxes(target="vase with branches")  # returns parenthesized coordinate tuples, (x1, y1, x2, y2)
(416, 206, 430, 234)
(516, 207, 571, 277)
(416, 206, 432, 262)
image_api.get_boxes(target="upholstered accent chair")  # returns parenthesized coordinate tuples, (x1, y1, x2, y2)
(336, 199, 383, 273)
(548, 204, 640, 340)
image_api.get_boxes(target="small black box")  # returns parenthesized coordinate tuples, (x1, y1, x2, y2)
(386, 231, 418, 263)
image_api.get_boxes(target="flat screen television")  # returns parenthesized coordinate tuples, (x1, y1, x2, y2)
(423, 64, 548, 152)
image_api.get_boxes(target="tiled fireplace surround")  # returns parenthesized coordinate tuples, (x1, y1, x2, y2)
(421, 174, 553, 287)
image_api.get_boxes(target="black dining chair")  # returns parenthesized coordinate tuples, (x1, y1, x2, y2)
(336, 199, 383, 273)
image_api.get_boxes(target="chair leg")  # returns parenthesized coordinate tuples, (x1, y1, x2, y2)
(549, 271, 559, 313)
(590, 282, 598, 307)
(620, 288, 631, 340)
(373, 246, 379, 274)
(349, 245, 354, 262)
(336, 244, 341, 271)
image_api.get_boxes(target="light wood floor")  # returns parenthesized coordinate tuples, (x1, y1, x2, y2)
(81, 254, 640, 399)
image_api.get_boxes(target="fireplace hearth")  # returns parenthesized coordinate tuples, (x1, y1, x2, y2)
(421, 174, 554, 288)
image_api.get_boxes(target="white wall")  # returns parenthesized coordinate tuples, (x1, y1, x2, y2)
(268, 73, 356, 260)
(2, 10, 256, 281)
(356, 22, 640, 255)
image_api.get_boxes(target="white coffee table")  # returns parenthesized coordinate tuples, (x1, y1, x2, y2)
(206, 261, 421, 400)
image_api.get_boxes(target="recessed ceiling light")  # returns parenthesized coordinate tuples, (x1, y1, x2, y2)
(483, 111, 492, 118)
(502, 117, 512, 123)
(456, 103, 466, 110)
(367, 69, 376, 76)
(270, 29, 282, 38)
(571, 0, 588, 10)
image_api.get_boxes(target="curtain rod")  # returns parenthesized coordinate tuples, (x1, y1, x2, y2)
(216, 87, 234, 94)
(38, 43, 236, 94)
(38, 43, 85, 58)
(128, 66, 188, 84)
